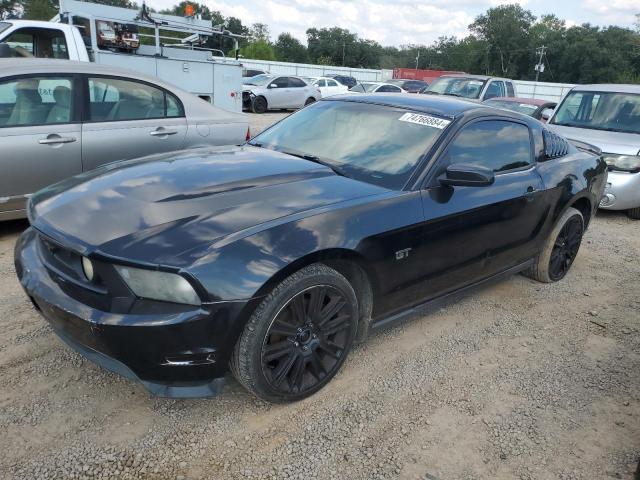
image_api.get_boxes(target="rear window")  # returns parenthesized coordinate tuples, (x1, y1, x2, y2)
(0, 22, 10, 35)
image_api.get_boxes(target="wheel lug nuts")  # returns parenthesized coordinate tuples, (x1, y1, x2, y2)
(302, 346, 308, 351)
(294, 342, 299, 347)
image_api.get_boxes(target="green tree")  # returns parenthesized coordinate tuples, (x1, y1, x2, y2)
(240, 39, 275, 60)
(23, 0, 56, 20)
(306, 27, 358, 66)
(469, 4, 536, 77)
(250, 23, 270, 42)
(1, 0, 21, 19)
(274, 33, 308, 63)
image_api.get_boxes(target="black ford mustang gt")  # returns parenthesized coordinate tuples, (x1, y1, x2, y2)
(15, 94, 607, 402)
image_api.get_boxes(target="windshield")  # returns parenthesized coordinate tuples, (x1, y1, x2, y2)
(244, 74, 273, 86)
(250, 100, 448, 189)
(426, 77, 485, 99)
(0, 22, 10, 35)
(361, 83, 379, 93)
(485, 99, 538, 116)
(551, 90, 640, 134)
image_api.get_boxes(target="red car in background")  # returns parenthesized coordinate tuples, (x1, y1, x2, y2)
(484, 97, 557, 122)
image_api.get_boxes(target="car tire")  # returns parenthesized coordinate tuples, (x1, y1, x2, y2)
(523, 207, 584, 283)
(304, 97, 316, 106)
(626, 207, 640, 220)
(251, 96, 268, 114)
(230, 263, 358, 403)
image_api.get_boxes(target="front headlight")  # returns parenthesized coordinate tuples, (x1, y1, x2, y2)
(602, 153, 640, 173)
(115, 265, 201, 306)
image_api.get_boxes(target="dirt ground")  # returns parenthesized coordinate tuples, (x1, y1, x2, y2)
(0, 113, 638, 479)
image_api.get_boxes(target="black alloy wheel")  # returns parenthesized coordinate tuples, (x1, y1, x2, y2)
(261, 285, 353, 395)
(252, 96, 268, 114)
(304, 97, 316, 106)
(548, 214, 583, 281)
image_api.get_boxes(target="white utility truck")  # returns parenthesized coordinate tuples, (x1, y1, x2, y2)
(0, 0, 244, 111)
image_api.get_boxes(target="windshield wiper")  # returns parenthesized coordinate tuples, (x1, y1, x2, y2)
(281, 151, 347, 177)
(443, 92, 463, 97)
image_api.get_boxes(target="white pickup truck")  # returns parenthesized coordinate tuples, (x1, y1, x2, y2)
(0, 0, 243, 111)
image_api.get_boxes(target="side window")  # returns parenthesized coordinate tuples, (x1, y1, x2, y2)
(0, 76, 74, 127)
(484, 81, 505, 100)
(2, 28, 68, 59)
(377, 85, 401, 92)
(72, 16, 92, 47)
(87, 77, 183, 122)
(506, 82, 515, 97)
(441, 120, 532, 174)
(351, 84, 365, 93)
(288, 77, 306, 88)
(270, 77, 290, 88)
(166, 92, 184, 118)
(327, 80, 338, 87)
(2, 31, 35, 56)
(316, 79, 326, 87)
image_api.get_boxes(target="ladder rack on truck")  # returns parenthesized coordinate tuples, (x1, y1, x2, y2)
(0, 0, 245, 112)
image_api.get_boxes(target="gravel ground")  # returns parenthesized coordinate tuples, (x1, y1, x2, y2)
(0, 113, 638, 479)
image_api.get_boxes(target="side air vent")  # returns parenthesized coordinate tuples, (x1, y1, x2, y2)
(543, 130, 570, 159)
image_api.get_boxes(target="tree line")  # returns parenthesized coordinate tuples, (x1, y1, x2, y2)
(3, 0, 639, 83)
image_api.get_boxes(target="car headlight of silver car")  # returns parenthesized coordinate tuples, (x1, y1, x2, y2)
(115, 265, 201, 306)
(602, 153, 640, 173)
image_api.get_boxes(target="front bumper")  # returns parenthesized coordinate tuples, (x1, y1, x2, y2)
(599, 170, 640, 211)
(15, 228, 250, 398)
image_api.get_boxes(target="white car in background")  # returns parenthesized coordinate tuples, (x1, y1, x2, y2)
(309, 77, 349, 97)
(350, 82, 407, 94)
(242, 75, 321, 114)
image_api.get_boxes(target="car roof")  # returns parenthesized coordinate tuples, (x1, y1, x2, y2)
(323, 93, 492, 118)
(0, 58, 182, 91)
(570, 84, 640, 94)
(439, 74, 513, 82)
(487, 97, 553, 106)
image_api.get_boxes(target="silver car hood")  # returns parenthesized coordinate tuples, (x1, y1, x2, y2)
(548, 124, 640, 156)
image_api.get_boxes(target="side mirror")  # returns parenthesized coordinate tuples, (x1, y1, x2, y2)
(268, 83, 278, 89)
(438, 163, 495, 187)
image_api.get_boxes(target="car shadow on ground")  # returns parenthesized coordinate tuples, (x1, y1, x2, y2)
(0, 218, 28, 241)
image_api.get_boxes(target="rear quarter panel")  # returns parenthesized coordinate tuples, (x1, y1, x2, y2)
(536, 149, 607, 229)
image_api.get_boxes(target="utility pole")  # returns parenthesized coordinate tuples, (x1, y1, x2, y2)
(534, 45, 546, 82)
(342, 41, 346, 66)
(415, 49, 420, 69)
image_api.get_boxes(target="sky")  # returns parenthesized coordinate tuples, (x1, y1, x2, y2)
(148, 0, 640, 46)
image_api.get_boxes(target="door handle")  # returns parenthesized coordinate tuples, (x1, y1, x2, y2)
(150, 128, 178, 136)
(524, 186, 537, 201)
(39, 136, 77, 145)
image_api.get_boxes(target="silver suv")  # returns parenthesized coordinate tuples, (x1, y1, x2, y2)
(423, 75, 517, 102)
(549, 84, 640, 219)
(242, 75, 321, 113)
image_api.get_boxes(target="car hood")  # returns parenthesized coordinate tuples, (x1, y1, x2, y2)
(548, 124, 640, 155)
(30, 146, 386, 267)
(242, 85, 265, 93)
